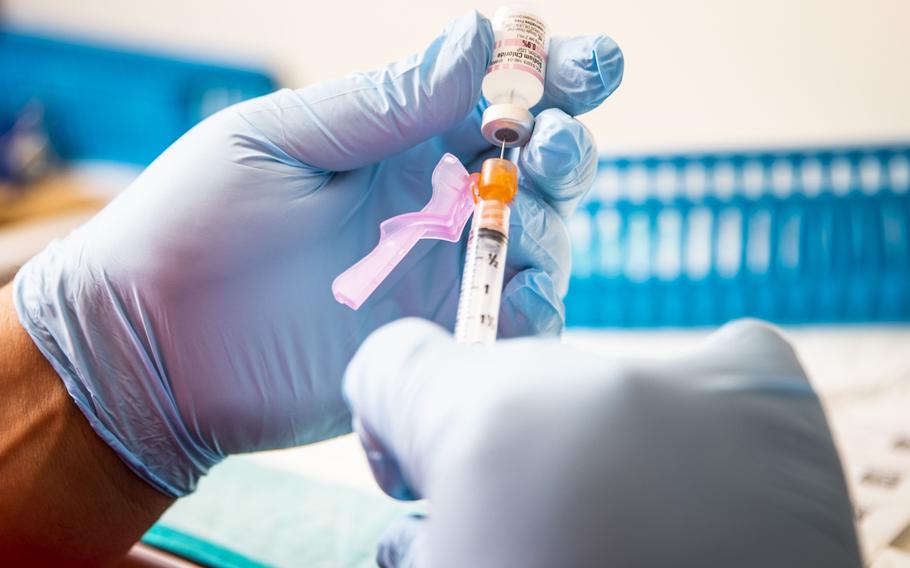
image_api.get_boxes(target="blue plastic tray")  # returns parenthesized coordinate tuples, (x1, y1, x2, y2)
(0, 30, 276, 165)
(566, 145, 910, 327)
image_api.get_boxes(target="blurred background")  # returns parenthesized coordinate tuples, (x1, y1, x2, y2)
(4, 0, 910, 153)
(2, 1, 909, 567)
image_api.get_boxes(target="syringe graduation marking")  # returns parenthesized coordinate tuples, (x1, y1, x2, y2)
(454, 145, 518, 345)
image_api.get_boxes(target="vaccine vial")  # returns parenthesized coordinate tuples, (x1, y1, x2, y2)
(481, 4, 550, 148)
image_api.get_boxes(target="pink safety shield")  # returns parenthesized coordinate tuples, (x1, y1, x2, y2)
(332, 153, 476, 309)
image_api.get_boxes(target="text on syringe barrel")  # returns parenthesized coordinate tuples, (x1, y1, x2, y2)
(454, 199, 511, 345)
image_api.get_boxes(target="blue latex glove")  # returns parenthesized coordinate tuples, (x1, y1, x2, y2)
(344, 319, 862, 568)
(12, 12, 623, 496)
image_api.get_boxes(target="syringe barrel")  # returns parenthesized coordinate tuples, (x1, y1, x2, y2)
(454, 199, 510, 345)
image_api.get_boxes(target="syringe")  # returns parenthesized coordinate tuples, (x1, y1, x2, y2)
(457, 0, 551, 343)
(454, 143, 519, 345)
(333, 3, 548, 338)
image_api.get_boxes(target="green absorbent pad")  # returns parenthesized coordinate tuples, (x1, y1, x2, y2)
(142, 457, 414, 567)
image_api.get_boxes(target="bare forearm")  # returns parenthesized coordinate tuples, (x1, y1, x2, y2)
(0, 284, 174, 565)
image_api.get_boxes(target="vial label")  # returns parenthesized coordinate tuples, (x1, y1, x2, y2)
(488, 12, 548, 84)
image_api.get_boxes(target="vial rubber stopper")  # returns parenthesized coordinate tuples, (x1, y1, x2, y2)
(481, 103, 534, 148)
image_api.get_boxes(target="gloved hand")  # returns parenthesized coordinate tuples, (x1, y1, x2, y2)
(12, 12, 623, 496)
(344, 319, 862, 568)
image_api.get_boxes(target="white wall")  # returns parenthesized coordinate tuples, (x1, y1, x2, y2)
(5, 0, 910, 154)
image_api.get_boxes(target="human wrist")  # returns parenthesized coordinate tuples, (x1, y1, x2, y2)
(12, 250, 218, 496)
(0, 283, 174, 563)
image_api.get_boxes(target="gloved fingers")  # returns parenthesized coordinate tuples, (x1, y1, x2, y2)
(531, 34, 624, 116)
(236, 11, 493, 172)
(377, 513, 428, 568)
(498, 268, 564, 339)
(463, 146, 573, 300)
(457, 109, 597, 234)
(435, 33, 623, 161)
(505, 182, 572, 296)
(656, 319, 812, 391)
(520, 108, 598, 218)
(704, 319, 808, 378)
(353, 416, 419, 501)
(344, 318, 461, 500)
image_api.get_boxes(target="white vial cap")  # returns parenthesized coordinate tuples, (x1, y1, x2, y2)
(481, 103, 534, 147)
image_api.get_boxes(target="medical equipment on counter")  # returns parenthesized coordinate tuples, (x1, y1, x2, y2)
(568, 145, 910, 327)
(1, 31, 276, 166)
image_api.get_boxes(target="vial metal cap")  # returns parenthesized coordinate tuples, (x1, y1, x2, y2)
(481, 103, 534, 148)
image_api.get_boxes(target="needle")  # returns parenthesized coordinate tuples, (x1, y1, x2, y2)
(500, 138, 506, 159)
